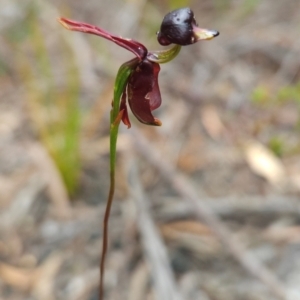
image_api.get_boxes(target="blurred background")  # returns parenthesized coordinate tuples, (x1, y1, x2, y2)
(1, 0, 300, 299)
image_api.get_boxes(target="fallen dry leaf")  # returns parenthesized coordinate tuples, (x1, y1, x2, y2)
(0, 263, 33, 291)
(159, 220, 220, 257)
(244, 140, 286, 188)
(200, 105, 224, 140)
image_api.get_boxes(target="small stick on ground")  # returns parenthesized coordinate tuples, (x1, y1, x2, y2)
(127, 159, 184, 300)
(130, 127, 287, 300)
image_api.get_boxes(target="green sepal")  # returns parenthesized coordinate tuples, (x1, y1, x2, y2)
(111, 58, 139, 125)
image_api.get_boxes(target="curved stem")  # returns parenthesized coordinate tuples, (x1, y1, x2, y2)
(147, 44, 181, 64)
(99, 118, 120, 300)
(99, 60, 137, 300)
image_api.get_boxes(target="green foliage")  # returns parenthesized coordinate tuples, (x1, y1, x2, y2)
(168, 0, 190, 10)
(251, 86, 270, 105)
(9, 5, 82, 196)
(268, 136, 284, 157)
(251, 82, 300, 156)
(252, 83, 300, 107)
(212, 0, 259, 18)
(239, 0, 260, 17)
(213, 0, 231, 12)
(277, 83, 300, 103)
(277, 83, 300, 130)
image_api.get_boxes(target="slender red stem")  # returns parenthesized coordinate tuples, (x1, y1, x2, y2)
(99, 170, 115, 300)
(99, 110, 124, 299)
(98, 61, 135, 300)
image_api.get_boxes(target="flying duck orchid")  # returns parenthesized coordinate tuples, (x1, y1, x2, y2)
(59, 8, 219, 300)
(59, 8, 218, 127)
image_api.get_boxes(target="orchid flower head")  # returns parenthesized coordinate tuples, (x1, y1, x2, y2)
(59, 8, 219, 127)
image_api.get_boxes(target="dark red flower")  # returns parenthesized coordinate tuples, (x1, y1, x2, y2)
(127, 60, 162, 126)
(59, 8, 219, 127)
(157, 7, 219, 46)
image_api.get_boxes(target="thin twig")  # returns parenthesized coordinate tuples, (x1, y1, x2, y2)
(127, 159, 183, 300)
(156, 195, 300, 221)
(129, 127, 287, 300)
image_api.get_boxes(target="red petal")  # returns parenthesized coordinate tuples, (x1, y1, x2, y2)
(148, 63, 161, 111)
(59, 18, 147, 60)
(127, 60, 162, 126)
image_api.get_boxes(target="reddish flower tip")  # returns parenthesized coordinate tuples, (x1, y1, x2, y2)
(58, 17, 147, 60)
(120, 90, 131, 128)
